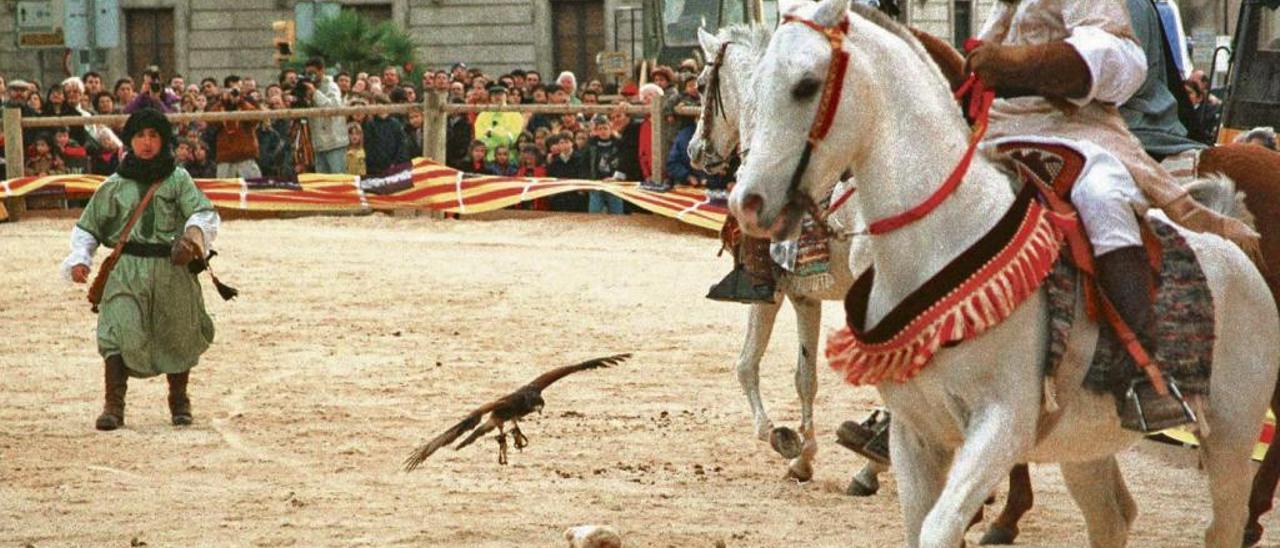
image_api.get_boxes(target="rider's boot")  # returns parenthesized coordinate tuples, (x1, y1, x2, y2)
(707, 236, 777, 304)
(1097, 246, 1195, 433)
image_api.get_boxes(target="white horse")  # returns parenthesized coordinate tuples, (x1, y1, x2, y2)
(731, 1, 1280, 546)
(689, 22, 887, 491)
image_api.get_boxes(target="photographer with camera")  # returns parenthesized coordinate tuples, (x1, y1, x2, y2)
(123, 65, 179, 114)
(206, 75, 262, 179)
(300, 57, 349, 174)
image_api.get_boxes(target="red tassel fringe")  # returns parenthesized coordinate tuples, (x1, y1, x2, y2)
(825, 201, 1064, 386)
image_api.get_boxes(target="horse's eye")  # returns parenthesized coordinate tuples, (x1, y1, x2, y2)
(792, 77, 822, 101)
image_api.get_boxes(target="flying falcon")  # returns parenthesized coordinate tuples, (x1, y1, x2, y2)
(403, 353, 631, 470)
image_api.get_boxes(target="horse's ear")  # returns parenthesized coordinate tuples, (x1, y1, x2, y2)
(777, 0, 810, 16)
(814, 0, 850, 27)
(698, 27, 721, 59)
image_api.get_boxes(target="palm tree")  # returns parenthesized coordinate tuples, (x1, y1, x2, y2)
(295, 10, 420, 81)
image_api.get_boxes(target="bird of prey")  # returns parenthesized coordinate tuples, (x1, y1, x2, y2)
(403, 353, 631, 470)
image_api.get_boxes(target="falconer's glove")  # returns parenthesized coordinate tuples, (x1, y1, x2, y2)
(1164, 193, 1263, 263)
(965, 42, 1091, 101)
(170, 226, 205, 267)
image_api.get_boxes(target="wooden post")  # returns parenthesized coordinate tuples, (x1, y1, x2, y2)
(4, 107, 26, 220)
(4, 107, 25, 180)
(423, 91, 447, 219)
(648, 97, 664, 184)
(424, 90, 447, 165)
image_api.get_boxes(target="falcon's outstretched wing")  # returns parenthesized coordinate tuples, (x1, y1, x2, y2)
(525, 353, 632, 391)
(403, 397, 509, 472)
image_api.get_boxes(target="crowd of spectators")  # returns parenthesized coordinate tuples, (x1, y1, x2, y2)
(0, 56, 722, 213)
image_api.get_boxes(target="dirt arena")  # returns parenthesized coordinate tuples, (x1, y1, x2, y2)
(1, 210, 1274, 546)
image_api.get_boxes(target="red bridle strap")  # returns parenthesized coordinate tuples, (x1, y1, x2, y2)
(785, 14, 852, 144)
(865, 75, 994, 235)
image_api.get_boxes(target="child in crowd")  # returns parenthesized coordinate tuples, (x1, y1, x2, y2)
(544, 134, 587, 212)
(486, 145, 518, 176)
(346, 122, 367, 177)
(514, 145, 546, 178)
(175, 139, 194, 166)
(26, 134, 67, 176)
(361, 94, 410, 176)
(405, 109, 426, 158)
(586, 115, 626, 215)
(466, 140, 488, 173)
(186, 141, 216, 178)
(55, 127, 88, 173)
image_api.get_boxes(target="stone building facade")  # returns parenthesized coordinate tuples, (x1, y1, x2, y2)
(0, 0, 1249, 90)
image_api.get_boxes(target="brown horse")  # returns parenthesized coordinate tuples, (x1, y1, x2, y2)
(910, 29, 1280, 546)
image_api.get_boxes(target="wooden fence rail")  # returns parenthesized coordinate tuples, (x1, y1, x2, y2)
(4, 91, 704, 184)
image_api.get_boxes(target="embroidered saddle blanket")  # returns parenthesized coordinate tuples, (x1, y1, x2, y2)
(827, 141, 1216, 395)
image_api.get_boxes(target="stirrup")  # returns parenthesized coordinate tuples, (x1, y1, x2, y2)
(705, 265, 777, 304)
(836, 409, 891, 465)
(1120, 374, 1196, 433)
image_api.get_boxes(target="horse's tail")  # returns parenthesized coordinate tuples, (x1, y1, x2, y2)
(1184, 173, 1257, 232)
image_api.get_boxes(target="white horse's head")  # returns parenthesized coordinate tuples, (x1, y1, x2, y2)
(730, 0, 956, 237)
(688, 25, 771, 174)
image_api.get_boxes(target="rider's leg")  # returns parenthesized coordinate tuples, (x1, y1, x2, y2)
(707, 217, 777, 304)
(1072, 147, 1192, 432)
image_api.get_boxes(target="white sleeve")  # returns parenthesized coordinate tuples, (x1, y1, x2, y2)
(184, 209, 221, 250)
(60, 226, 99, 282)
(1064, 25, 1147, 106)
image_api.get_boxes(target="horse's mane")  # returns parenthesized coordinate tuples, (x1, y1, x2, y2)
(717, 23, 773, 55)
(845, 3, 952, 91)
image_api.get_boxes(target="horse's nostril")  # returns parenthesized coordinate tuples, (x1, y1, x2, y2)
(742, 193, 764, 216)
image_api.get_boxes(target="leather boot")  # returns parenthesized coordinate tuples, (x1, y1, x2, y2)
(835, 409, 892, 465)
(1097, 246, 1195, 432)
(167, 371, 193, 426)
(706, 236, 777, 304)
(95, 355, 128, 431)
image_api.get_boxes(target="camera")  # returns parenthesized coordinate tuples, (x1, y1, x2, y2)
(149, 81, 162, 94)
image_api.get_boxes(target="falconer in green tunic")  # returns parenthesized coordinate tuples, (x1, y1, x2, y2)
(61, 108, 223, 431)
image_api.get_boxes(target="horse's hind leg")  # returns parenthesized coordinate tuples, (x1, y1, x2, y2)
(1244, 384, 1280, 546)
(739, 300, 783, 440)
(1203, 404, 1266, 547)
(1060, 457, 1133, 548)
(979, 464, 1034, 545)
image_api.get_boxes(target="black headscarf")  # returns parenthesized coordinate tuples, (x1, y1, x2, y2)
(117, 108, 176, 184)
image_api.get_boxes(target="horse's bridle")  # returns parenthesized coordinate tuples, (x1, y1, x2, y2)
(776, 13, 994, 237)
(696, 41, 735, 173)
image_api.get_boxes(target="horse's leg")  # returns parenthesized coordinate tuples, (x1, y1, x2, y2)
(1203, 406, 1265, 547)
(739, 299, 783, 440)
(1244, 384, 1280, 546)
(789, 295, 822, 477)
(979, 464, 1034, 545)
(919, 406, 1033, 548)
(847, 460, 888, 497)
(1059, 457, 1132, 548)
(890, 415, 952, 547)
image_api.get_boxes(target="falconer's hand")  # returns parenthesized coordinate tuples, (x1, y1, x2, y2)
(965, 42, 1091, 100)
(70, 264, 90, 284)
(170, 226, 205, 267)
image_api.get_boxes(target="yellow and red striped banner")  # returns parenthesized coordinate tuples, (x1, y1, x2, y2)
(1, 158, 729, 232)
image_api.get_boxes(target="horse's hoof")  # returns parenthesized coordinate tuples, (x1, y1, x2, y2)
(978, 525, 1018, 546)
(785, 457, 813, 482)
(1244, 523, 1263, 547)
(755, 421, 773, 442)
(845, 476, 879, 497)
(770, 426, 803, 460)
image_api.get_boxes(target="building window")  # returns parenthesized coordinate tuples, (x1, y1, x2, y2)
(349, 3, 392, 22)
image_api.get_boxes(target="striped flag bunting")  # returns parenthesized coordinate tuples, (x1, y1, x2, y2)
(1, 158, 729, 232)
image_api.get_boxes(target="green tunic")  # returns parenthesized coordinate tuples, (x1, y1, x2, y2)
(76, 167, 216, 377)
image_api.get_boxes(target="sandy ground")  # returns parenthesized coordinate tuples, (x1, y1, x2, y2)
(1, 210, 1276, 547)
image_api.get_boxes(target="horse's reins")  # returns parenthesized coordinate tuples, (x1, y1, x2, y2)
(697, 41, 735, 173)
(781, 15, 996, 238)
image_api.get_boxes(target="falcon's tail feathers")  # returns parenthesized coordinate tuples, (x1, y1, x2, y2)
(403, 413, 482, 472)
